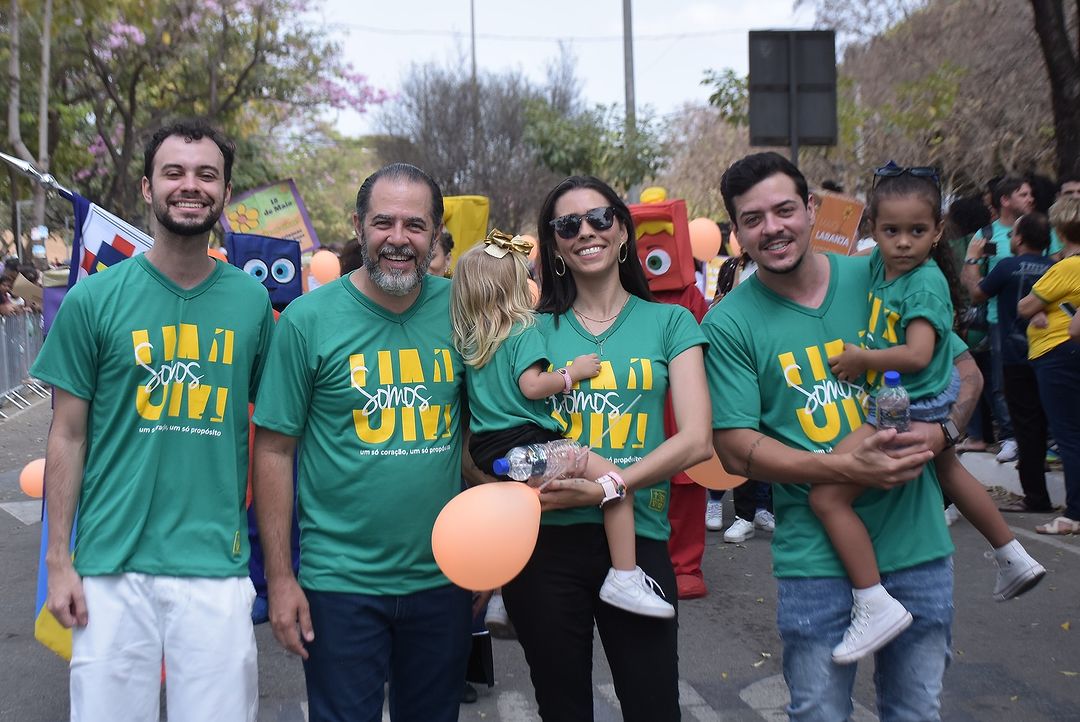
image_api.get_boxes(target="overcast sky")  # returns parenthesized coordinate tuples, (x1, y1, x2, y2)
(314, 0, 816, 136)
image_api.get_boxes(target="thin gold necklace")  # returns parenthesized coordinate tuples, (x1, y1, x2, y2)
(572, 295, 629, 355)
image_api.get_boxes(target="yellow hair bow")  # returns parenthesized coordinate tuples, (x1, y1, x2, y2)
(482, 228, 533, 259)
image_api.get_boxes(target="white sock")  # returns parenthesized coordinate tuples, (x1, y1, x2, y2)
(852, 583, 887, 602)
(612, 568, 638, 581)
(994, 539, 1022, 562)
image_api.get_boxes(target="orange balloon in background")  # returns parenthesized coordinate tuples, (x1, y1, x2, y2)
(309, 250, 341, 285)
(526, 278, 540, 307)
(688, 218, 723, 262)
(432, 482, 541, 590)
(19, 458, 45, 498)
(207, 247, 227, 261)
(686, 452, 745, 491)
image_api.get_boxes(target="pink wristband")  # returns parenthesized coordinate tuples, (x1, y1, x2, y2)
(558, 366, 573, 393)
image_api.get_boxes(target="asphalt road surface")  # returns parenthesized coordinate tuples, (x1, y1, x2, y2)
(2, 396, 1077, 721)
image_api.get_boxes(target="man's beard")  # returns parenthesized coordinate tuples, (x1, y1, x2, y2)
(153, 195, 224, 237)
(359, 232, 436, 296)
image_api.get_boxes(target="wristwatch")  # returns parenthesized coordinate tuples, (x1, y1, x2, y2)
(963, 257, 982, 265)
(940, 419, 960, 448)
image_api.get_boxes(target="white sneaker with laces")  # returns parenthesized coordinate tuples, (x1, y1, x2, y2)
(723, 517, 755, 543)
(996, 438, 1019, 463)
(599, 566, 675, 618)
(993, 544, 1046, 601)
(705, 500, 724, 531)
(831, 590, 913, 665)
(484, 592, 516, 639)
(753, 509, 775, 532)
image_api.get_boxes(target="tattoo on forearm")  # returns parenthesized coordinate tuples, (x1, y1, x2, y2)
(952, 351, 979, 428)
(744, 434, 766, 478)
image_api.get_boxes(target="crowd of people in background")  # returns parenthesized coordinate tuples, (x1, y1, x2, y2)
(19, 117, 1080, 722)
(0, 257, 43, 316)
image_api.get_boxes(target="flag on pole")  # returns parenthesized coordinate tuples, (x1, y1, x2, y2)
(34, 193, 154, 660)
(65, 191, 154, 288)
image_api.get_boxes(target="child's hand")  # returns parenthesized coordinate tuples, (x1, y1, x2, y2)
(568, 353, 602, 381)
(828, 343, 866, 382)
(1031, 311, 1049, 329)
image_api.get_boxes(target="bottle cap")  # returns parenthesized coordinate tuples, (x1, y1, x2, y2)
(492, 458, 510, 476)
(884, 370, 901, 387)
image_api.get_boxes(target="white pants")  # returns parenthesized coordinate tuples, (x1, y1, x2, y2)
(71, 573, 258, 722)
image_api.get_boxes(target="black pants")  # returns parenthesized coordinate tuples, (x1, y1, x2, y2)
(1002, 363, 1053, 511)
(709, 479, 772, 521)
(501, 524, 680, 722)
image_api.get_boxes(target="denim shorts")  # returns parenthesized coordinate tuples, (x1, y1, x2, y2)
(866, 367, 961, 427)
(776, 556, 954, 722)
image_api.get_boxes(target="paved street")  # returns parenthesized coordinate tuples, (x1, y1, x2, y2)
(2, 395, 1078, 721)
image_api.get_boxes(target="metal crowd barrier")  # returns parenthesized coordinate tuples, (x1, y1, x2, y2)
(0, 311, 47, 418)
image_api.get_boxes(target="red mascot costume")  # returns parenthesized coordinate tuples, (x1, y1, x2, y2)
(629, 188, 710, 600)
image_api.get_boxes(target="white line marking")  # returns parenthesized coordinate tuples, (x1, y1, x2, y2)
(679, 679, 723, 720)
(496, 690, 541, 721)
(1014, 526, 1080, 556)
(739, 674, 878, 721)
(0, 500, 41, 525)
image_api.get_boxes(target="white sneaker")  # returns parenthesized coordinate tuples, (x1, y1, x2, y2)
(944, 504, 960, 527)
(705, 500, 724, 531)
(996, 438, 1019, 463)
(484, 592, 516, 639)
(753, 509, 775, 532)
(831, 590, 913, 665)
(599, 567, 676, 619)
(993, 545, 1046, 601)
(723, 517, 755, 543)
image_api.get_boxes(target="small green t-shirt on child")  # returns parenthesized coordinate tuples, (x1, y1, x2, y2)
(863, 247, 954, 401)
(465, 322, 561, 435)
(31, 256, 275, 578)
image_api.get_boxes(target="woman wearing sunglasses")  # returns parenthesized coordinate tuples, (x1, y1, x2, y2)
(498, 175, 712, 721)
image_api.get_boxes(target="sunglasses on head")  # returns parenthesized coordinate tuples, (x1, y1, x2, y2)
(872, 161, 940, 190)
(548, 206, 617, 240)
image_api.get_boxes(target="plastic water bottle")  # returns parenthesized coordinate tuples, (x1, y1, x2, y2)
(876, 370, 910, 432)
(492, 439, 585, 481)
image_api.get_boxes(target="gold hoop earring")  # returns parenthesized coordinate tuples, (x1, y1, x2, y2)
(554, 255, 567, 277)
(618, 242, 628, 264)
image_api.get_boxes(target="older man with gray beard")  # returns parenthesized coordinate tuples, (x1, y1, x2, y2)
(252, 163, 474, 722)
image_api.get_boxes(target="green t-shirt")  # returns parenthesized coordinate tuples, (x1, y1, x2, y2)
(864, 248, 954, 401)
(985, 219, 1013, 324)
(252, 274, 464, 595)
(465, 322, 560, 435)
(1049, 228, 1063, 257)
(702, 253, 954, 578)
(30, 256, 274, 577)
(538, 297, 706, 542)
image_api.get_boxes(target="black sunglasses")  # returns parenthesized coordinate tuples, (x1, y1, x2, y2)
(872, 161, 940, 190)
(548, 206, 617, 240)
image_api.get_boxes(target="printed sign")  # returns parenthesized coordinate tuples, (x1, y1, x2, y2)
(221, 179, 320, 252)
(810, 192, 864, 256)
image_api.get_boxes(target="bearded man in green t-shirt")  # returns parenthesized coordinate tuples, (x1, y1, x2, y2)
(33, 121, 274, 721)
(252, 163, 474, 722)
(702, 152, 983, 721)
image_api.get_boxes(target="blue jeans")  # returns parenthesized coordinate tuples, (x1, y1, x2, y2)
(1032, 342, 1080, 520)
(988, 323, 1014, 438)
(777, 557, 954, 722)
(303, 584, 472, 722)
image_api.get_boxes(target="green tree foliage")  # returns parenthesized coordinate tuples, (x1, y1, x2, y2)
(3, 0, 386, 229)
(700, 68, 748, 127)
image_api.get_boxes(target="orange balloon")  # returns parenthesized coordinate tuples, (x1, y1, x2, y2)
(526, 278, 540, 307)
(207, 247, 227, 261)
(432, 482, 541, 590)
(19, 458, 45, 498)
(688, 218, 723, 262)
(686, 452, 745, 491)
(309, 250, 341, 284)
